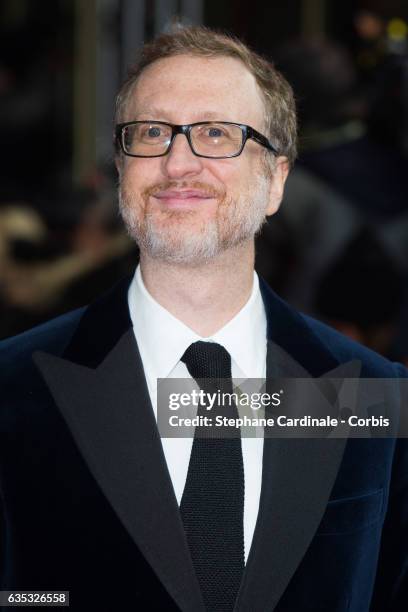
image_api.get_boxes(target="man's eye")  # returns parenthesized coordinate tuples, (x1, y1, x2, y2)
(207, 127, 225, 138)
(146, 126, 162, 138)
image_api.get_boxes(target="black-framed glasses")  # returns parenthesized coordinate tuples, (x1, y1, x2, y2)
(115, 121, 279, 159)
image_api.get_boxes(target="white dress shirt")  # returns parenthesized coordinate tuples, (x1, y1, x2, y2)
(128, 265, 267, 563)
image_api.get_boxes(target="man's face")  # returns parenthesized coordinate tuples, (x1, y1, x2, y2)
(118, 54, 288, 264)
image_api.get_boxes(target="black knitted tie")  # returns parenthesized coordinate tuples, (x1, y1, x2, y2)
(180, 341, 244, 612)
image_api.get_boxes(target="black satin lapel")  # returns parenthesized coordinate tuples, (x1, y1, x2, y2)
(62, 275, 134, 367)
(235, 279, 348, 611)
(259, 277, 339, 377)
(33, 331, 205, 612)
(235, 436, 347, 612)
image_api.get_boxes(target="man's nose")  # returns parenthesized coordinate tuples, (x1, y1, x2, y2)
(162, 133, 203, 178)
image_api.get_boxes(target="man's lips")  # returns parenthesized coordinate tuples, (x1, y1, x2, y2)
(154, 189, 215, 199)
(152, 189, 216, 207)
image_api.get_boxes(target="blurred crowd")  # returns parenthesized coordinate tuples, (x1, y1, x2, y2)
(257, 10, 408, 363)
(0, 172, 138, 338)
(1, 8, 408, 364)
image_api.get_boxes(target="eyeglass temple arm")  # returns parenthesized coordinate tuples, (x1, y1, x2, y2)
(247, 127, 279, 155)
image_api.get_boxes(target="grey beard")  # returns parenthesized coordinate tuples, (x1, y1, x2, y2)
(118, 176, 270, 265)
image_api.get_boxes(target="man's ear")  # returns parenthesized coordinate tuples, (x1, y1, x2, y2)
(265, 156, 290, 216)
(115, 155, 123, 179)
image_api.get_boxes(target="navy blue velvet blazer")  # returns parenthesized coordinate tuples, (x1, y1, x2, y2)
(0, 276, 407, 611)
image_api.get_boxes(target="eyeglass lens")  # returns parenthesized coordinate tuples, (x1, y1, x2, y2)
(122, 122, 244, 157)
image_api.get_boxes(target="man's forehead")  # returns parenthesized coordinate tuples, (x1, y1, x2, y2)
(126, 54, 265, 125)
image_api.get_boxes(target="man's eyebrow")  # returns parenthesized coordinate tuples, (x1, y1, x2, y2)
(132, 108, 230, 121)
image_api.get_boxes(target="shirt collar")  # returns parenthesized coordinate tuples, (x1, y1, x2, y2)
(128, 265, 266, 381)
(211, 276, 266, 378)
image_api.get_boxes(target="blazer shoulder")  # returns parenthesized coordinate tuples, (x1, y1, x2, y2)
(301, 313, 408, 378)
(0, 307, 86, 383)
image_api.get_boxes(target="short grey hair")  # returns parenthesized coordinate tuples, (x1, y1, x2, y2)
(115, 25, 297, 166)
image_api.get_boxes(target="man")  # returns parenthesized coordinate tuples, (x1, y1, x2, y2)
(0, 26, 407, 612)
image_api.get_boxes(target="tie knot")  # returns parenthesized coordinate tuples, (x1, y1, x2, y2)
(181, 341, 232, 381)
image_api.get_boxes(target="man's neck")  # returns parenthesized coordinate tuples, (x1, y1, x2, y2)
(139, 242, 255, 337)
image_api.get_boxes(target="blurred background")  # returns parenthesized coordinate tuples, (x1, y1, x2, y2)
(1, 0, 407, 363)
